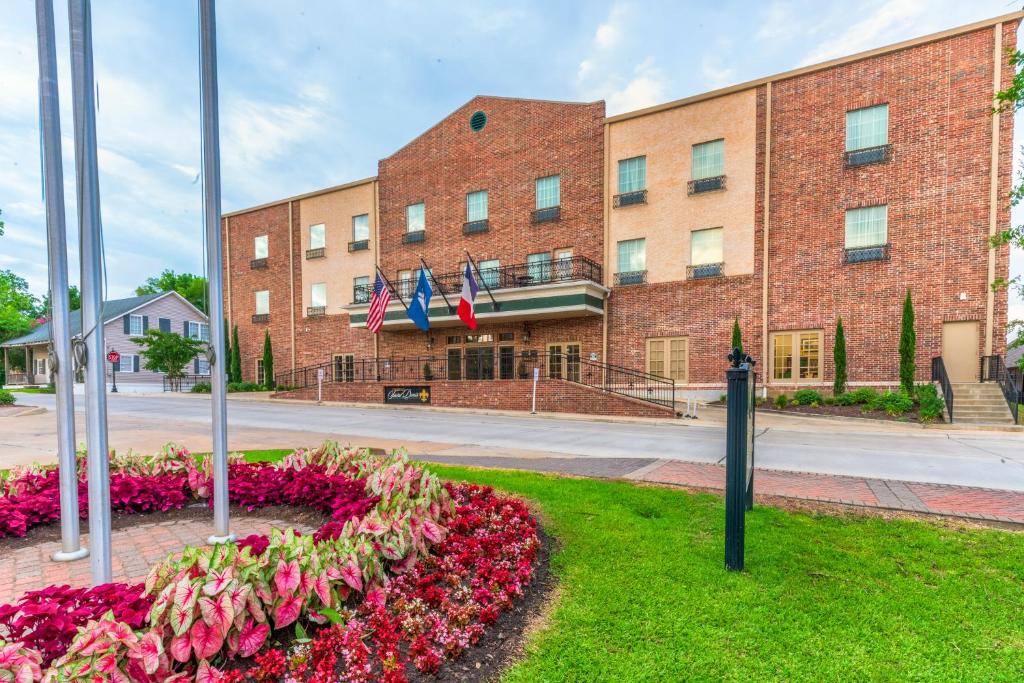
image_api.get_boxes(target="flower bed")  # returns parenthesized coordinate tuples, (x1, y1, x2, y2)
(0, 443, 540, 682)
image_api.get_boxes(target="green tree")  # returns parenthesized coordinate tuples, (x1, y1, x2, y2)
(731, 318, 742, 355)
(132, 329, 205, 390)
(222, 319, 232, 381)
(39, 285, 81, 317)
(991, 55, 1024, 305)
(231, 325, 242, 382)
(262, 330, 275, 389)
(899, 290, 916, 395)
(833, 317, 847, 396)
(0, 270, 39, 345)
(136, 270, 208, 313)
(1008, 319, 1024, 370)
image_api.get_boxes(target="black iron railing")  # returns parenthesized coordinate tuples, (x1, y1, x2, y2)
(348, 239, 369, 252)
(463, 220, 489, 235)
(844, 144, 892, 167)
(353, 255, 603, 301)
(307, 306, 326, 317)
(532, 206, 560, 222)
(931, 356, 954, 423)
(252, 313, 269, 324)
(275, 351, 676, 409)
(306, 247, 325, 259)
(980, 354, 1019, 423)
(843, 243, 890, 264)
(613, 190, 647, 207)
(688, 262, 724, 279)
(688, 175, 726, 194)
(162, 374, 209, 392)
(402, 231, 426, 244)
(614, 271, 647, 286)
(250, 258, 268, 269)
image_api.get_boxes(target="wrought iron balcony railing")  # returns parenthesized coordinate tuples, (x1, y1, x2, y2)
(250, 258, 268, 269)
(352, 255, 603, 302)
(613, 189, 647, 208)
(252, 313, 270, 324)
(614, 271, 647, 286)
(844, 144, 892, 168)
(402, 230, 426, 244)
(348, 239, 369, 252)
(306, 306, 326, 317)
(843, 243, 889, 264)
(688, 175, 726, 195)
(305, 247, 325, 259)
(532, 206, 560, 223)
(687, 262, 724, 279)
(463, 219, 489, 235)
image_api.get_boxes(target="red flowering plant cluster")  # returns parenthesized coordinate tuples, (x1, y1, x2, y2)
(0, 443, 540, 682)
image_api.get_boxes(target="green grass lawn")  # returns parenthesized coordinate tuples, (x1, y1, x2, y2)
(246, 449, 1024, 681)
(5, 386, 53, 394)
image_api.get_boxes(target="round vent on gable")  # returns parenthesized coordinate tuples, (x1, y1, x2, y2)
(469, 110, 487, 132)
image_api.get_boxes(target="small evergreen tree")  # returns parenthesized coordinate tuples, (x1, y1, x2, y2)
(222, 319, 232, 381)
(833, 317, 847, 395)
(230, 325, 242, 383)
(731, 318, 743, 355)
(262, 330, 275, 389)
(899, 289, 916, 395)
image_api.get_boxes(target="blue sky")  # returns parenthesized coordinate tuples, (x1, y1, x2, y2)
(2, 0, 1023, 319)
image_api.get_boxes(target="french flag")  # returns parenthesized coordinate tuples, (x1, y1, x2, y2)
(457, 262, 479, 330)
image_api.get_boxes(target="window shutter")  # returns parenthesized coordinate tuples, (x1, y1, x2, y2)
(194, 358, 199, 374)
(133, 356, 140, 372)
(142, 316, 149, 332)
(123, 315, 130, 334)
(159, 317, 170, 333)
(183, 321, 189, 335)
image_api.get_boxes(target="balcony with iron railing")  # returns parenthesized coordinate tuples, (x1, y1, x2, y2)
(252, 313, 269, 324)
(614, 271, 647, 286)
(306, 306, 326, 318)
(843, 243, 890, 264)
(687, 262, 724, 280)
(463, 219, 489, 235)
(250, 258, 268, 269)
(402, 230, 426, 244)
(305, 247, 325, 259)
(532, 206, 560, 223)
(348, 239, 369, 252)
(613, 189, 647, 208)
(844, 144, 892, 168)
(688, 175, 726, 195)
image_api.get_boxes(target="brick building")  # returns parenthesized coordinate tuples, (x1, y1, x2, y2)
(222, 14, 1018, 413)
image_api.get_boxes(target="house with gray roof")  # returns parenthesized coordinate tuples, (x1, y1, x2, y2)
(1, 291, 209, 391)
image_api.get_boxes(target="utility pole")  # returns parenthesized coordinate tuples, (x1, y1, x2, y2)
(199, 0, 233, 544)
(68, 0, 112, 583)
(36, 0, 87, 563)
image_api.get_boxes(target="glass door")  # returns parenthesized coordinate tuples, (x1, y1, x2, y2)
(465, 347, 495, 380)
(447, 347, 462, 380)
(499, 346, 515, 379)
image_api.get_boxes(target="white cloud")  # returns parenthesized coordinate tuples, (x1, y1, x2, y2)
(800, 0, 929, 66)
(700, 55, 735, 89)
(606, 58, 668, 115)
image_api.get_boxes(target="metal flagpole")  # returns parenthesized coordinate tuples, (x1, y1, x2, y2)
(418, 255, 454, 314)
(463, 250, 500, 311)
(67, 0, 111, 583)
(37, 0, 87, 563)
(199, 0, 233, 545)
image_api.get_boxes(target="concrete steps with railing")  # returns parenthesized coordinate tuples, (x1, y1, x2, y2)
(949, 382, 1015, 424)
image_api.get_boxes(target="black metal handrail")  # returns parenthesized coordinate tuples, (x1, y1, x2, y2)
(353, 255, 603, 301)
(275, 351, 675, 409)
(980, 355, 1019, 423)
(931, 356, 953, 423)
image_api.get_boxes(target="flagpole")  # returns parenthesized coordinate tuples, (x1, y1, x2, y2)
(419, 255, 454, 314)
(463, 250, 500, 311)
(376, 266, 409, 313)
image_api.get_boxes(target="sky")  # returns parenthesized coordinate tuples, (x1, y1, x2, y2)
(2, 0, 1024, 322)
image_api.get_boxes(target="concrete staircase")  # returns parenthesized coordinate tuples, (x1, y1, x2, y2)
(949, 383, 1016, 425)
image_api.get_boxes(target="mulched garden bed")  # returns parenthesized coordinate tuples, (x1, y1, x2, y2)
(759, 403, 927, 423)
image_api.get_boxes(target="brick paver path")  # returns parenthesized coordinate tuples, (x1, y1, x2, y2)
(0, 513, 314, 604)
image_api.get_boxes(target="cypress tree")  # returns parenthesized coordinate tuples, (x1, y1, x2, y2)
(899, 289, 916, 395)
(222, 319, 232, 382)
(262, 330, 275, 389)
(230, 325, 242, 383)
(833, 317, 847, 396)
(731, 318, 743, 355)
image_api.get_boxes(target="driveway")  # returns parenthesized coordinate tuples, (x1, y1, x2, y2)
(4, 393, 1024, 491)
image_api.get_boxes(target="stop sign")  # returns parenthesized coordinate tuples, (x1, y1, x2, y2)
(107, 350, 120, 364)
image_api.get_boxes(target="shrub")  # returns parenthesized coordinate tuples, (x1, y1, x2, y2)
(823, 396, 836, 406)
(190, 382, 211, 393)
(718, 393, 728, 404)
(227, 381, 262, 393)
(774, 393, 789, 409)
(731, 318, 742, 355)
(833, 392, 857, 406)
(899, 289, 916, 395)
(793, 389, 823, 406)
(847, 387, 880, 405)
(916, 384, 946, 423)
(872, 390, 914, 416)
(0, 389, 15, 406)
(263, 330, 275, 390)
(833, 317, 847, 395)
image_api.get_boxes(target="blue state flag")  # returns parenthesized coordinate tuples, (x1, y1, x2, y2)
(406, 269, 432, 331)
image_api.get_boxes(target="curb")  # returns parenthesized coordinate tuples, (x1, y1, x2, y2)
(0, 406, 47, 418)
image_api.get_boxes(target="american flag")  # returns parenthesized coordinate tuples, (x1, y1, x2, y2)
(367, 272, 391, 333)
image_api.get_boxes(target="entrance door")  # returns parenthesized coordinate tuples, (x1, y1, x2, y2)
(465, 347, 495, 380)
(941, 321, 979, 383)
(498, 346, 515, 379)
(547, 343, 581, 381)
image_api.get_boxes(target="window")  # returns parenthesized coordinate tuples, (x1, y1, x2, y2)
(527, 252, 551, 282)
(617, 156, 646, 193)
(309, 224, 326, 250)
(647, 337, 688, 381)
(352, 214, 369, 242)
(186, 321, 210, 342)
(692, 139, 724, 180)
(547, 343, 581, 382)
(466, 191, 488, 222)
(536, 175, 560, 209)
(397, 269, 413, 298)
(845, 205, 887, 249)
(554, 248, 573, 279)
(118, 354, 136, 373)
(406, 202, 425, 233)
(35, 358, 47, 376)
(128, 314, 144, 336)
(691, 227, 723, 265)
(255, 290, 270, 315)
(311, 282, 327, 308)
(254, 235, 268, 259)
(333, 354, 355, 382)
(478, 259, 499, 288)
(771, 330, 822, 382)
(255, 359, 265, 386)
(197, 357, 210, 376)
(846, 104, 888, 151)
(617, 239, 646, 273)
(352, 277, 369, 304)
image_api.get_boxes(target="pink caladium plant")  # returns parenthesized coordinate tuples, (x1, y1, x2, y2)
(43, 612, 173, 683)
(0, 640, 43, 683)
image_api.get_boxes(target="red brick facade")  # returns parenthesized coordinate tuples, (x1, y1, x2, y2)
(223, 17, 1017, 410)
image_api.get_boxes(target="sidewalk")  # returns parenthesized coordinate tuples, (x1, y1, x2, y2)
(415, 454, 1024, 525)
